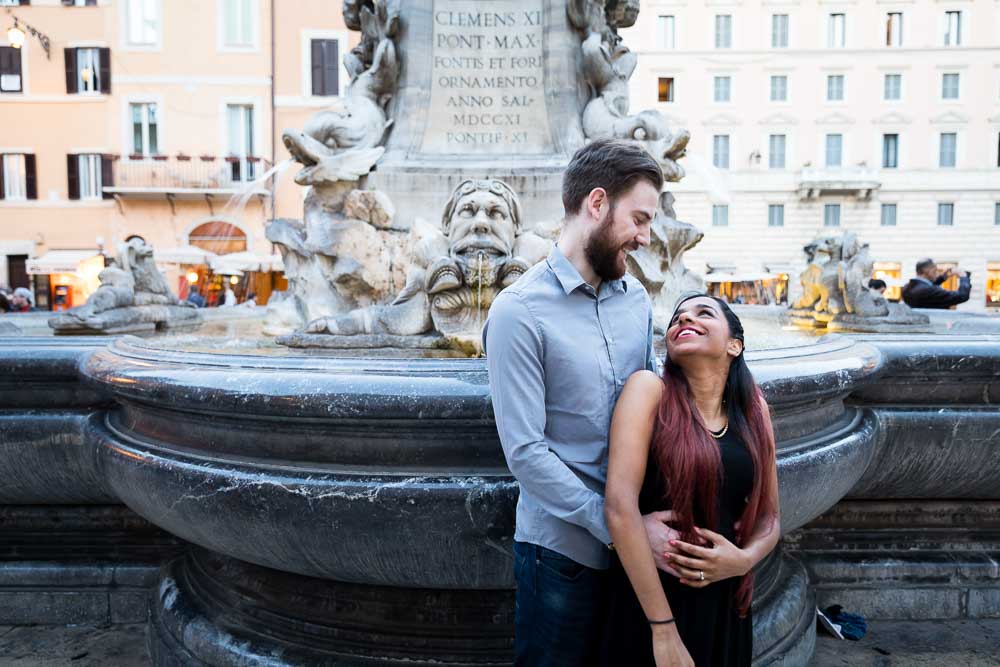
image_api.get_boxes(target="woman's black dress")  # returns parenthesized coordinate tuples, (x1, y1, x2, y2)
(600, 428, 755, 666)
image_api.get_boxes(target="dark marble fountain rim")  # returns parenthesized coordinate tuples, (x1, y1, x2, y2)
(107, 333, 861, 371)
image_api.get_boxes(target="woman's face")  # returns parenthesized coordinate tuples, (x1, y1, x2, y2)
(665, 297, 743, 362)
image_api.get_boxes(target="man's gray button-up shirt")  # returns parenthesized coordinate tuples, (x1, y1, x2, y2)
(483, 246, 656, 570)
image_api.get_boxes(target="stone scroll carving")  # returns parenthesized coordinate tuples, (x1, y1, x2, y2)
(567, 0, 689, 181)
(788, 231, 929, 332)
(49, 238, 201, 335)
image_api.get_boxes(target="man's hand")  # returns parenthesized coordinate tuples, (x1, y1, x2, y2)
(642, 510, 682, 577)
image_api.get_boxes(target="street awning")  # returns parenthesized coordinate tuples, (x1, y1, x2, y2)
(155, 245, 218, 265)
(210, 251, 283, 274)
(26, 250, 102, 275)
(704, 272, 784, 284)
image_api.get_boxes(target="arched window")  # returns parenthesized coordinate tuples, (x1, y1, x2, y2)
(187, 221, 247, 255)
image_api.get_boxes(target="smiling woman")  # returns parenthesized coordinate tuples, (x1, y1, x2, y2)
(602, 294, 781, 667)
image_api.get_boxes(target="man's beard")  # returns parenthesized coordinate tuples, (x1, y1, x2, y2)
(584, 204, 628, 281)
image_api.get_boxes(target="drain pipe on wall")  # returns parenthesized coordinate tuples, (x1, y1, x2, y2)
(268, 0, 277, 225)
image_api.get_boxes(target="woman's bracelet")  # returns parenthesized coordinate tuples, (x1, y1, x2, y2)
(648, 618, 675, 625)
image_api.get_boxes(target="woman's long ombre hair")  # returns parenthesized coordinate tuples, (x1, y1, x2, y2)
(652, 294, 776, 617)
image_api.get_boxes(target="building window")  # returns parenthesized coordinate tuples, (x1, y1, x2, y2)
(658, 15, 675, 49)
(884, 74, 901, 101)
(77, 47, 100, 93)
(712, 204, 729, 227)
(125, 0, 159, 46)
(770, 75, 787, 102)
(937, 202, 954, 226)
(713, 76, 731, 103)
(657, 77, 674, 103)
(64, 0, 98, 5)
(944, 11, 961, 46)
(224, 0, 255, 48)
(64, 47, 110, 94)
(713, 135, 730, 169)
(995, 202, 1000, 225)
(941, 73, 960, 100)
(882, 134, 898, 169)
(826, 75, 844, 101)
(771, 14, 788, 48)
(881, 203, 897, 227)
(73, 154, 103, 200)
(768, 204, 784, 227)
(0, 0, 21, 6)
(130, 102, 159, 156)
(886, 12, 903, 47)
(1, 153, 37, 201)
(714, 15, 732, 49)
(939, 133, 957, 168)
(824, 203, 841, 227)
(768, 134, 786, 169)
(226, 103, 256, 181)
(0, 46, 22, 93)
(310, 39, 340, 96)
(825, 134, 842, 168)
(828, 13, 845, 48)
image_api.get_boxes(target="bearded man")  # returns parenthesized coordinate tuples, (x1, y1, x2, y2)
(483, 139, 681, 665)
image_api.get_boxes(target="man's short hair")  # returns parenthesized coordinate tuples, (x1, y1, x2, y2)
(868, 279, 887, 290)
(189, 285, 200, 294)
(562, 139, 664, 216)
(915, 258, 936, 275)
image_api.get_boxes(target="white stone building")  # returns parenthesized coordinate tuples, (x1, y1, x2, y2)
(622, 0, 1000, 310)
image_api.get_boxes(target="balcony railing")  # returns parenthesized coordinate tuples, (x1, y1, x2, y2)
(796, 166, 881, 200)
(103, 155, 273, 201)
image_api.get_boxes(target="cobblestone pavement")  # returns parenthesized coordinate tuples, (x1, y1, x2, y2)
(812, 619, 1000, 666)
(0, 624, 148, 666)
(0, 619, 998, 665)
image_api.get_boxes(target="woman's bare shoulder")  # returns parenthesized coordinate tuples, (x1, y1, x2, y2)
(619, 370, 664, 409)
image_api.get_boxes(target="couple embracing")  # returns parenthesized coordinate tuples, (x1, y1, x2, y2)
(483, 140, 781, 667)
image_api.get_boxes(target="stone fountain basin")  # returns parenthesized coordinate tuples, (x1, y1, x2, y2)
(82, 334, 882, 590)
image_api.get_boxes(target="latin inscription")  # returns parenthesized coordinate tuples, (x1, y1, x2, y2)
(421, 0, 551, 154)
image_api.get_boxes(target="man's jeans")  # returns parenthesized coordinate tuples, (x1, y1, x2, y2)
(513, 541, 609, 667)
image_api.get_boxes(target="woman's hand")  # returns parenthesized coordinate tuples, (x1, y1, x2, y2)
(652, 625, 694, 667)
(665, 526, 751, 588)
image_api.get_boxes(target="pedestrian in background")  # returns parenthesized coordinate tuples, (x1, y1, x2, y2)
(901, 259, 970, 309)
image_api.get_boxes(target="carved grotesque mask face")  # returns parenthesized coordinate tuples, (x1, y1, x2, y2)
(446, 189, 516, 260)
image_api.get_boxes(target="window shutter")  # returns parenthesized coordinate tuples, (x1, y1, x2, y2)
(0, 155, 5, 201)
(20, 0, 32, 5)
(64, 48, 78, 94)
(98, 48, 111, 94)
(25, 154, 37, 200)
(67, 154, 79, 200)
(101, 156, 113, 199)
(323, 41, 339, 96)
(61, 0, 73, 6)
(311, 40, 325, 95)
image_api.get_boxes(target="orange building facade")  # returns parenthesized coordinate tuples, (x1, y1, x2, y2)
(0, 0, 353, 308)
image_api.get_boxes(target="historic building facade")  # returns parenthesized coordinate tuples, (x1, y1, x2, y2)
(624, 0, 1000, 309)
(0, 0, 351, 307)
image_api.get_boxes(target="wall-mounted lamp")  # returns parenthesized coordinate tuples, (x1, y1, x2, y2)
(5, 16, 51, 60)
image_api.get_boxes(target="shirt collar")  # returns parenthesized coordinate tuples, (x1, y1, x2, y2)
(546, 245, 628, 296)
(913, 276, 934, 286)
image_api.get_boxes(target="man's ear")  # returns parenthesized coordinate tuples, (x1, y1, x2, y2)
(586, 188, 608, 221)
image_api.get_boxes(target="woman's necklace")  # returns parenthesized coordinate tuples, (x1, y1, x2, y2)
(709, 422, 729, 439)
